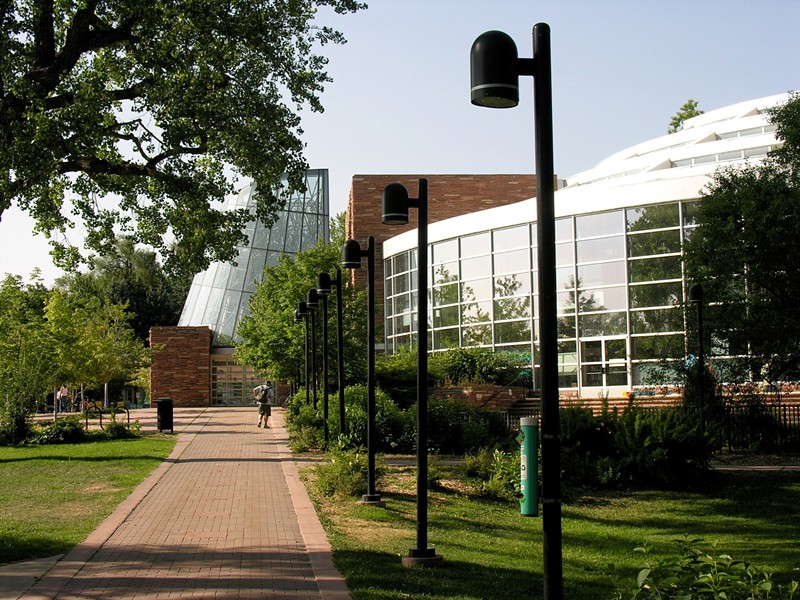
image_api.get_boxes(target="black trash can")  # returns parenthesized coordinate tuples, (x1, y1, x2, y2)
(154, 398, 174, 433)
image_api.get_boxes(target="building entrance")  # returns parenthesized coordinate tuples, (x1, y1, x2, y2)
(580, 336, 629, 396)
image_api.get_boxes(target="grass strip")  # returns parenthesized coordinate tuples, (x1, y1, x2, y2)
(0, 436, 175, 565)
(307, 462, 800, 600)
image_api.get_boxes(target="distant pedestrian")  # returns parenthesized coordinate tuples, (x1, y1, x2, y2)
(253, 381, 275, 429)
(57, 385, 69, 413)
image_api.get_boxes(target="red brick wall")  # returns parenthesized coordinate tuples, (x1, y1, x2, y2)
(150, 326, 212, 407)
(345, 174, 540, 327)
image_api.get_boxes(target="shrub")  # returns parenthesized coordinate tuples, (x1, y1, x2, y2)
(314, 445, 384, 498)
(0, 400, 32, 445)
(559, 404, 712, 489)
(29, 415, 87, 444)
(103, 420, 134, 440)
(429, 347, 527, 387)
(614, 537, 799, 599)
(463, 447, 522, 501)
(427, 396, 511, 454)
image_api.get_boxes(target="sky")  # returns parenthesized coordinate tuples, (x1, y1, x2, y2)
(2, 0, 799, 285)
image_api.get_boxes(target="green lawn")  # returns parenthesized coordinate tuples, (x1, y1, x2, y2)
(308, 463, 800, 600)
(0, 436, 175, 565)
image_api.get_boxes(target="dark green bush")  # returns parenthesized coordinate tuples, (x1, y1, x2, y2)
(29, 415, 87, 444)
(0, 400, 32, 445)
(559, 404, 712, 489)
(376, 346, 437, 409)
(429, 347, 527, 387)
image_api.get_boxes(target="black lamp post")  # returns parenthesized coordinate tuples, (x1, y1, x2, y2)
(471, 24, 562, 599)
(383, 179, 442, 566)
(307, 288, 319, 410)
(342, 236, 384, 506)
(318, 270, 346, 437)
(316, 275, 331, 447)
(689, 283, 705, 431)
(296, 301, 310, 406)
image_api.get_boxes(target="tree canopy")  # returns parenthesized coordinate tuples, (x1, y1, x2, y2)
(668, 99, 704, 134)
(56, 236, 191, 341)
(685, 92, 800, 381)
(0, 0, 364, 276)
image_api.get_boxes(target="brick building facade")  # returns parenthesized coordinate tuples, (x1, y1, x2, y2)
(150, 326, 212, 407)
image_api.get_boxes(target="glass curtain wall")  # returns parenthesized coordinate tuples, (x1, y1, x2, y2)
(384, 200, 697, 396)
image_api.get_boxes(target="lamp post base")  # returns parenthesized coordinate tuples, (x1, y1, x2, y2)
(401, 547, 443, 568)
(359, 494, 386, 507)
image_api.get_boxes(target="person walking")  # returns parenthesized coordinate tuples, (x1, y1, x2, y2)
(253, 381, 275, 428)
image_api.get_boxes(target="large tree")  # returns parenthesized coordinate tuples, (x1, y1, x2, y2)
(0, 0, 363, 275)
(57, 236, 191, 341)
(685, 92, 800, 381)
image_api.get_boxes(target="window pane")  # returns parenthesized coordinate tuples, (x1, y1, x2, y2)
(557, 266, 577, 291)
(556, 242, 574, 266)
(577, 261, 626, 287)
(493, 225, 529, 252)
(394, 253, 409, 273)
(494, 273, 531, 297)
(576, 236, 625, 263)
(557, 291, 576, 315)
(578, 312, 627, 337)
(557, 315, 576, 338)
(578, 286, 627, 312)
(461, 232, 491, 257)
(463, 324, 492, 346)
(626, 204, 679, 232)
(394, 293, 410, 315)
(433, 305, 460, 328)
(495, 320, 531, 344)
(494, 248, 530, 274)
(630, 308, 684, 334)
(631, 335, 684, 360)
(682, 201, 699, 226)
(494, 296, 531, 320)
(462, 300, 492, 324)
(461, 278, 491, 301)
(432, 239, 458, 264)
(434, 327, 459, 350)
(628, 256, 682, 282)
(555, 217, 574, 243)
(461, 254, 491, 280)
(628, 230, 682, 257)
(629, 281, 682, 308)
(576, 211, 624, 238)
(432, 283, 458, 306)
(432, 262, 458, 285)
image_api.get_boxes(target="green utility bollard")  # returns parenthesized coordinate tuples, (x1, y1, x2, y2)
(518, 416, 539, 516)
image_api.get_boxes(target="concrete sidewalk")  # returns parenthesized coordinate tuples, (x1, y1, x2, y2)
(9, 407, 350, 600)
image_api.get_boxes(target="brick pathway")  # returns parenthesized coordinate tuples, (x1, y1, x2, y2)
(20, 407, 350, 600)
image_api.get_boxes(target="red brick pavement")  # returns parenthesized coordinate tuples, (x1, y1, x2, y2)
(20, 408, 351, 600)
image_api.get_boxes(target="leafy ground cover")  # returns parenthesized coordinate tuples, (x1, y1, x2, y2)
(0, 436, 175, 564)
(306, 460, 800, 600)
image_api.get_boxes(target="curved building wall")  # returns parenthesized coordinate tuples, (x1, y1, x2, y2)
(382, 94, 786, 398)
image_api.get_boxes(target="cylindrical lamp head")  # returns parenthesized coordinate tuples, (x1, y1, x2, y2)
(294, 308, 301, 323)
(297, 301, 308, 317)
(689, 283, 704, 304)
(470, 30, 519, 108)
(382, 182, 410, 225)
(317, 272, 332, 296)
(307, 288, 319, 309)
(342, 239, 363, 269)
